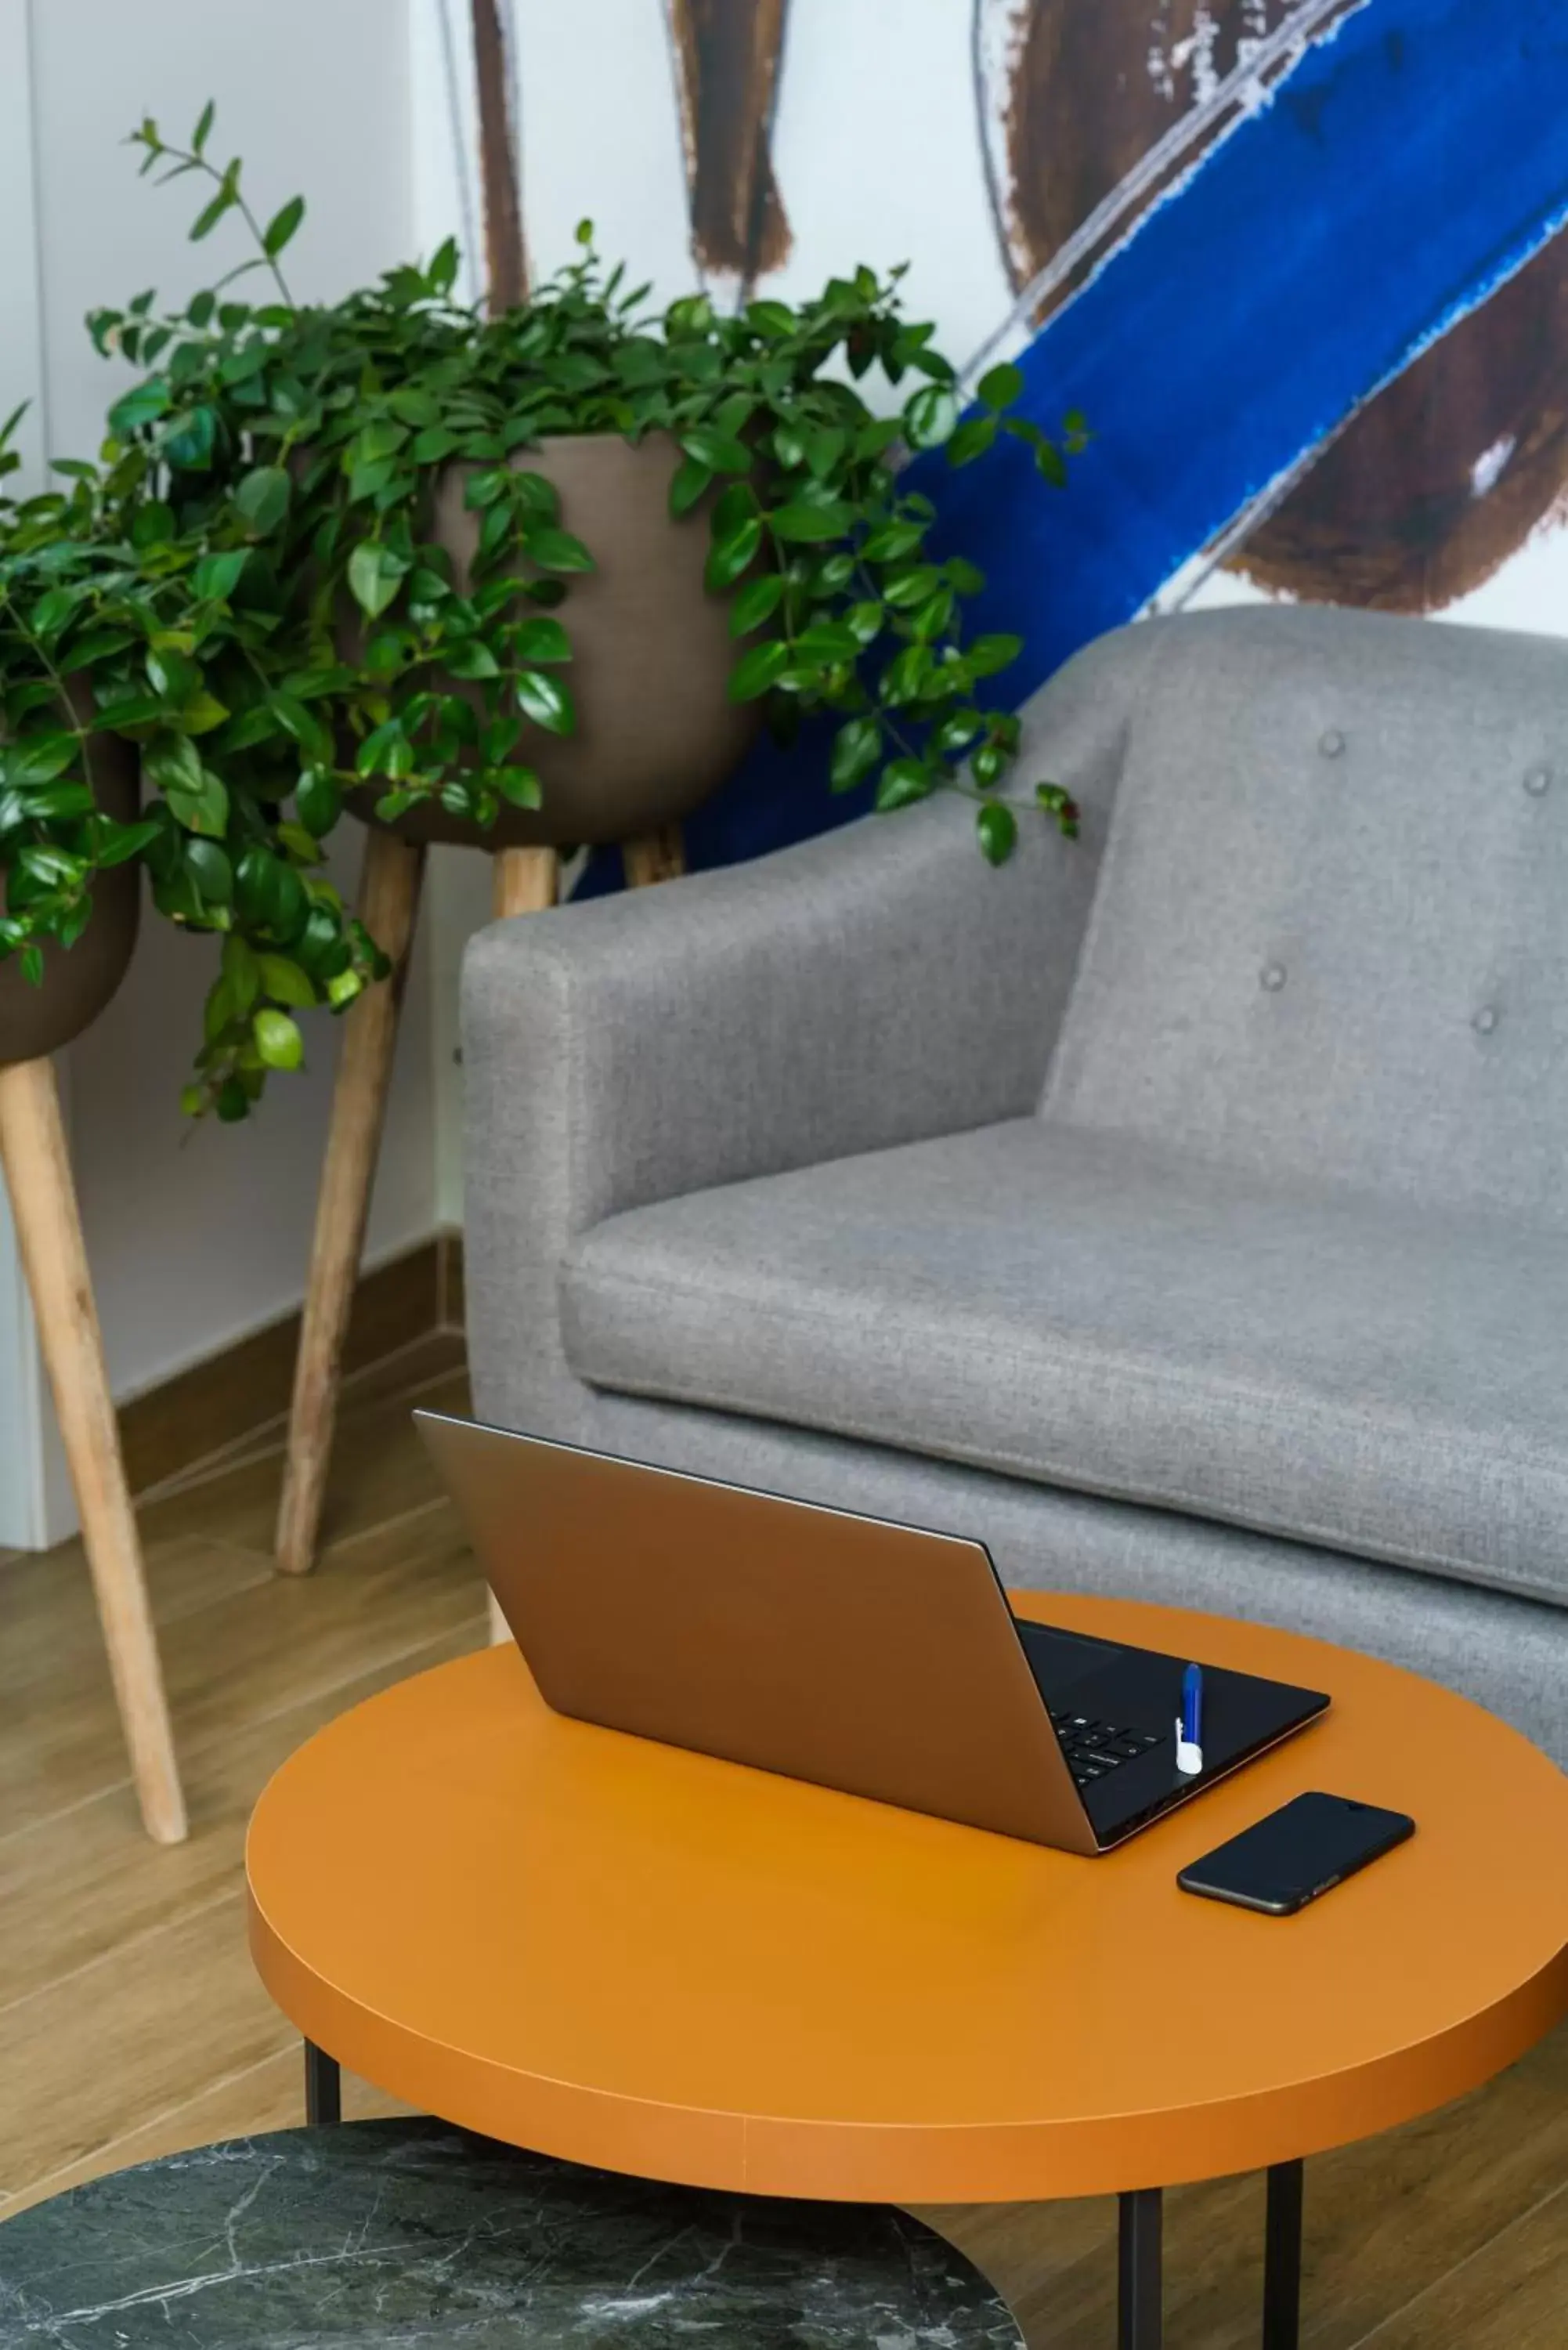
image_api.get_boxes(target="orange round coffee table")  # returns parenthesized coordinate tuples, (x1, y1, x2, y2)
(247, 1593, 1568, 2348)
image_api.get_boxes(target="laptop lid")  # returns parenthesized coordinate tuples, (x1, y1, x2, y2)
(416, 1410, 1101, 1856)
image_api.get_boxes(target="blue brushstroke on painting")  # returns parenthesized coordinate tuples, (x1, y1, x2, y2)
(586, 0, 1568, 894)
(934, 0, 1568, 698)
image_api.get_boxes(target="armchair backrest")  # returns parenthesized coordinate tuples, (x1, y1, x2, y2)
(1041, 606, 1568, 1220)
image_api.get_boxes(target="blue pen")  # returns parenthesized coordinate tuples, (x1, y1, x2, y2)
(1176, 1663, 1204, 1776)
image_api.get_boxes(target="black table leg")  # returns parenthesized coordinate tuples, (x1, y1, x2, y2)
(1118, 2187, 1163, 2349)
(304, 2039, 341, 2126)
(1263, 2160, 1303, 2348)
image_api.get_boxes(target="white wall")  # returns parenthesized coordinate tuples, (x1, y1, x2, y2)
(0, 0, 439, 1538)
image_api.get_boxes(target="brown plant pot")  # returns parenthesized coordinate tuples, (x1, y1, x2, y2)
(351, 432, 761, 849)
(0, 732, 141, 1065)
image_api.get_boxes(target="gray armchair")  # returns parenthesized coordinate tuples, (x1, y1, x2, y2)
(462, 606, 1568, 1763)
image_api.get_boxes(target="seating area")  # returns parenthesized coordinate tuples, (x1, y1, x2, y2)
(3, 11, 1567, 2350)
(468, 608, 1568, 1759)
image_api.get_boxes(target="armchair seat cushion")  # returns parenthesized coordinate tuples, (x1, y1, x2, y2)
(561, 1120, 1568, 1606)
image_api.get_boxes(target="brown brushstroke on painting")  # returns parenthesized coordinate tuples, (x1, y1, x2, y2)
(471, 0, 529, 313)
(667, 0, 793, 287)
(992, 0, 1568, 610)
(1239, 237, 1568, 609)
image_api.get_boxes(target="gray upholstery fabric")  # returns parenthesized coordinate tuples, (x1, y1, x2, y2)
(562, 1120, 1568, 1607)
(1046, 606, 1568, 1220)
(456, 1367, 1568, 1769)
(463, 625, 1149, 1436)
(461, 606, 1568, 1771)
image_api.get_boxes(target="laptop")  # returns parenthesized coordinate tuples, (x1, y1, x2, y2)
(417, 1412, 1329, 1855)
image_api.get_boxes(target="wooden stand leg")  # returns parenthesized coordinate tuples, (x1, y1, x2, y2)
(492, 844, 558, 920)
(276, 829, 426, 1577)
(0, 1058, 186, 1843)
(622, 826, 687, 889)
(483, 848, 558, 1646)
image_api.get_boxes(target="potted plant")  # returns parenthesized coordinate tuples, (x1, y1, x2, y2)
(0, 107, 1086, 1121)
(0, 442, 385, 1115)
(97, 111, 1084, 866)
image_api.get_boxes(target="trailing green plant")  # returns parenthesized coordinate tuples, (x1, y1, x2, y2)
(0, 103, 1086, 1122)
(99, 107, 1085, 864)
(0, 435, 386, 1119)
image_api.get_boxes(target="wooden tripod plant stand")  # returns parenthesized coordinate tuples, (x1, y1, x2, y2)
(0, 1057, 186, 1843)
(274, 825, 683, 1588)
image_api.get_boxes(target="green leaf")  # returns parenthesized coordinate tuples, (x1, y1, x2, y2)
(911, 587, 956, 641)
(263, 194, 305, 256)
(276, 821, 323, 864)
(511, 616, 572, 663)
(793, 620, 861, 664)
(234, 464, 290, 534)
(252, 1007, 304, 1070)
(666, 453, 712, 515)
(806, 425, 847, 480)
(20, 945, 44, 988)
(1035, 439, 1068, 487)
(728, 638, 789, 702)
(859, 522, 923, 563)
(143, 731, 204, 796)
(515, 669, 576, 736)
(883, 565, 941, 609)
(444, 638, 501, 681)
(193, 99, 215, 155)
(976, 362, 1024, 411)
(522, 525, 595, 573)
(192, 548, 249, 601)
(107, 379, 170, 435)
(767, 501, 853, 544)
(876, 757, 936, 812)
(728, 573, 785, 637)
(26, 783, 95, 820)
(412, 426, 462, 466)
(295, 769, 340, 836)
(678, 427, 753, 475)
(190, 173, 239, 242)
(258, 952, 316, 1007)
(746, 299, 795, 338)
(180, 692, 229, 737)
(497, 766, 544, 810)
(966, 633, 1022, 678)
(829, 715, 882, 793)
(167, 767, 229, 838)
(932, 711, 981, 755)
(184, 837, 233, 903)
(946, 414, 999, 468)
(846, 599, 883, 645)
(1036, 780, 1080, 839)
(710, 480, 759, 540)
(163, 404, 217, 470)
(971, 742, 1008, 787)
(880, 644, 930, 705)
(5, 735, 80, 786)
(903, 384, 959, 450)
(977, 801, 1018, 864)
(347, 540, 409, 619)
(146, 647, 201, 703)
(705, 516, 761, 591)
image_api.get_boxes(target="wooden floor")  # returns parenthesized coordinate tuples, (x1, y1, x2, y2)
(1, 1344, 1564, 2345)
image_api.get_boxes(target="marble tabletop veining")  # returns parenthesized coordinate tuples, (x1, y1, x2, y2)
(0, 2119, 1023, 2348)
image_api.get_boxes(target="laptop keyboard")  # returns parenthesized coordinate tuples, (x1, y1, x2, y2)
(1050, 1711, 1162, 1791)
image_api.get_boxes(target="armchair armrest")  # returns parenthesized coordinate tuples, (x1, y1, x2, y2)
(460, 620, 1147, 1432)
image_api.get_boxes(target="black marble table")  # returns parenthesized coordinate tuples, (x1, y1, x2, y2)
(0, 2119, 1023, 2348)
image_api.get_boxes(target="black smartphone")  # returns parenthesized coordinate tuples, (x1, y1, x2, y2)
(1177, 1792, 1414, 1916)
